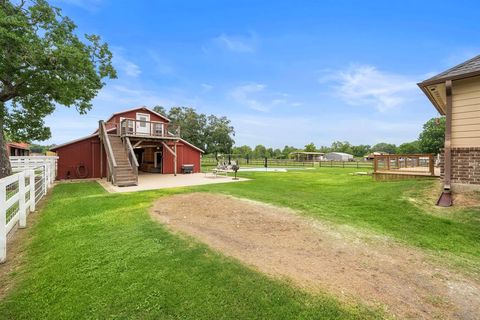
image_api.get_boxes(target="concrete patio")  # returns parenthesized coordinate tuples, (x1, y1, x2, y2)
(98, 172, 248, 193)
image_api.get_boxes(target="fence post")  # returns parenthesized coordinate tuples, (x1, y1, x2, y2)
(43, 165, 47, 196)
(19, 172, 26, 229)
(264, 157, 268, 168)
(429, 154, 435, 176)
(29, 169, 35, 212)
(0, 181, 6, 263)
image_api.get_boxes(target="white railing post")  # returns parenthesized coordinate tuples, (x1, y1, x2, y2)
(43, 165, 47, 196)
(18, 172, 26, 229)
(0, 180, 6, 263)
(28, 169, 35, 212)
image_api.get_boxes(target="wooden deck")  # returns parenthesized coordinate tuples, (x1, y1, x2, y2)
(373, 154, 440, 180)
(104, 119, 180, 140)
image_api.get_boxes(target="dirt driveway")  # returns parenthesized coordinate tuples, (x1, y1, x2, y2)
(150, 193, 480, 319)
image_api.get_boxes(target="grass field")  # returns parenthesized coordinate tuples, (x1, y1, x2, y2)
(1, 168, 479, 318)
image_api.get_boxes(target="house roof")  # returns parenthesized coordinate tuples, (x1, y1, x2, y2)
(7, 142, 30, 150)
(419, 55, 480, 86)
(418, 54, 480, 115)
(104, 106, 170, 123)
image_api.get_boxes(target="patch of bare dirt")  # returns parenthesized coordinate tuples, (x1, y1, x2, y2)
(151, 193, 480, 320)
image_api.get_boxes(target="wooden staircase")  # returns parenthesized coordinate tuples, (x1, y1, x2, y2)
(107, 134, 137, 186)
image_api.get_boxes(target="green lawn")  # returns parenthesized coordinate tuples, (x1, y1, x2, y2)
(2, 168, 479, 319)
(0, 181, 379, 319)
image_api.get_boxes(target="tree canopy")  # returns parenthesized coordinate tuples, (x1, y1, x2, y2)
(0, 0, 116, 177)
(418, 117, 445, 154)
(371, 142, 397, 154)
(304, 142, 316, 152)
(397, 141, 420, 154)
(153, 105, 235, 157)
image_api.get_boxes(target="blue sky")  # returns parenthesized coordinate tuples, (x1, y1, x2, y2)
(44, 0, 480, 148)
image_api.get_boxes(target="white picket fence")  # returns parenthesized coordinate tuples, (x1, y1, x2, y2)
(0, 156, 58, 263)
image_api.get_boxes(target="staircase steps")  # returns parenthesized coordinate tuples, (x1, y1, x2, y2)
(105, 134, 138, 186)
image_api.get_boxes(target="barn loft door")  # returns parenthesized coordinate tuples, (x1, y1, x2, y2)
(136, 113, 150, 134)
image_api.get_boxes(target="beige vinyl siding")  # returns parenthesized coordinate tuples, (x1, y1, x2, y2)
(452, 76, 480, 147)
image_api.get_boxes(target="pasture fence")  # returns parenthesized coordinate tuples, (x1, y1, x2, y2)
(1, 156, 58, 263)
(202, 157, 373, 169)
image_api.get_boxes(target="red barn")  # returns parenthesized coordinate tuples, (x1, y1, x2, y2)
(51, 106, 204, 186)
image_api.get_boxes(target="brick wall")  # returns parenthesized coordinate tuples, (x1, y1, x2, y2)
(440, 147, 480, 185)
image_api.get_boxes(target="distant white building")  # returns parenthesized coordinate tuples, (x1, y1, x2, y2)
(325, 152, 354, 161)
(290, 151, 325, 162)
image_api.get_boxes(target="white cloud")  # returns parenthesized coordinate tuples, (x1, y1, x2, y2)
(201, 83, 214, 93)
(228, 83, 299, 112)
(148, 51, 175, 75)
(319, 65, 418, 112)
(112, 51, 141, 78)
(213, 32, 258, 53)
(229, 83, 268, 112)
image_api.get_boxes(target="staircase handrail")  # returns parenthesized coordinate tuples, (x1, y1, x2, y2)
(99, 120, 117, 184)
(125, 137, 139, 184)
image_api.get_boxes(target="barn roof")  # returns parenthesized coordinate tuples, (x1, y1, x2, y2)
(50, 130, 204, 153)
(326, 152, 353, 156)
(419, 55, 480, 86)
(290, 151, 325, 155)
(104, 106, 171, 123)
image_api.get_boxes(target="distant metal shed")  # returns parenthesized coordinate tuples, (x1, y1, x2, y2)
(325, 152, 354, 161)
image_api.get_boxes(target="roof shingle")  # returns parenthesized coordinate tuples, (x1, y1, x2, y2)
(421, 55, 480, 84)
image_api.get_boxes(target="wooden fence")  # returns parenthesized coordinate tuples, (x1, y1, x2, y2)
(202, 157, 373, 169)
(1, 156, 57, 263)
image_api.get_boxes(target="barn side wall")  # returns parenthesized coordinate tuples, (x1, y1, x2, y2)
(163, 142, 201, 174)
(55, 136, 106, 180)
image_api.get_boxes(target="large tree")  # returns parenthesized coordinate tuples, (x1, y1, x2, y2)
(0, 0, 116, 177)
(371, 142, 397, 154)
(304, 142, 316, 152)
(418, 117, 445, 154)
(166, 106, 207, 150)
(154, 105, 235, 157)
(330, 141, 353, 154)
(205, 115, 235, 160)
(397, 141, 420, 154)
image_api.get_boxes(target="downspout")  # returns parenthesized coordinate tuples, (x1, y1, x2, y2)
(437, 80, 453, 206)
(444, 79, 453, 191)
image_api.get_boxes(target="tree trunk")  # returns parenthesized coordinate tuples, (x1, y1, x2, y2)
(0, 116, 12, 179)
